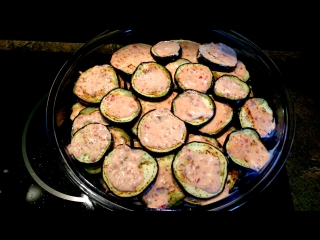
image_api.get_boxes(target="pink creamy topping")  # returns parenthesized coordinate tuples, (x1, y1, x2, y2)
(67, 123, 111, 163)
(198, 42, 237, 67)
(227, 133, 270, 171)
(179, 146, 222, 193)
(174, 91, 214, 122)
(133, 64, 169, 95)
(242, 98, 275, 138)
(70, 102, 86, 120)
(199, 100, 233, 134)
(214, 76, 248, 99)
(74, 65, 118, 101)
(139, 108, 186, 149)
(153, 41, 180, 57)
(177, 64, 212, 93)
(110, 44, 154, 74)
(104, 144, 144, 192)
(101, 94, 139, 119)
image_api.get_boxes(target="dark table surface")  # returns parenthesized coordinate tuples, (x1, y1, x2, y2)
(0, 29, 318, 212)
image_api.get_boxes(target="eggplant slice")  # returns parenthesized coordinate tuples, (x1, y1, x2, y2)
(73, 64, 119, 104)
(172, 141, 228, 199)
(102, 144, 158, 198)
(197, 42, 237, 72)
(66, 123, 113, 164)
(150, 40, 182, 65)
(100, 88, 141, 124)
(137, 108, 187, 154)
(131, 61, 173, 100)
(224, 128, 271, 172)
(172, 89, 215, 127)
(239, 97, 276, 139)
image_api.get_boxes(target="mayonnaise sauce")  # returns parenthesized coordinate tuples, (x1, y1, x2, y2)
(178, 146, 222, 193)
(173, 91, 214, 122)
(104, 144, 144, 192)
(153, 41, 180, 57)
(139, 108, 186, 150)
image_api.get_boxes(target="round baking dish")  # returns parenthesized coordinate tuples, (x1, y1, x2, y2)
(46, 30, 295, 211)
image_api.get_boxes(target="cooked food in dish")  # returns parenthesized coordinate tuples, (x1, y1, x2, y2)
(174, 62, 213, 93)
(64, 37, 278, 210)
(73, 64, 119, 104)
(172, 89, 215, 127)
(239, 97, 275, 139)
(102, 144, 158, 197)
(213, 75, 250, 101)
(151, 40, 182, 64)
(224, 128, 270, 171)
(137, 108, 187, 153)
(110, 43, 155, 75)
(131, 61, 173, 100)
(66, 123, 112, 164)
(197, 42, 237, 72)
(100, 88, 141, 124)
(172, 141, 228, 199)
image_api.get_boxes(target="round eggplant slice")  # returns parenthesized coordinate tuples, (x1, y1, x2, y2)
(141, 154, 185, 209)
(213, 75, 250, 101)
(73, 64, 119, 104)
(102, 144, 158, 198)
(224, 128, 271, 172)
(172, 141, 228, 199)
(197, 42, 237, 72)
(131, 62, 173, 100)
(150, 40, 182, 65)
(174, 63, 213, 93)
(198, 97, 234, 135)
(172, 89, 215, 127)
(107, 126, 133, 148)
(173, 39, 200, 63)
(66, 123, 113, 164)
(70, 102, 86, 121)
(110, 43, 155, 76)
(71, 107, 109, 137)
(137, 108, 187, 154)
(165, 58, 190, 90)
(239, 97, 276, 139)
(100, 88, 141, 124)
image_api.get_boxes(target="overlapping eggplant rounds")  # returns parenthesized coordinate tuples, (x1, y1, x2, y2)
(66, 40, 276, 210)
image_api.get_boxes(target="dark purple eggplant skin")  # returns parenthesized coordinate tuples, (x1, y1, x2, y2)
(197, 55, 237, 72)
(151, 47, 182, 66)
